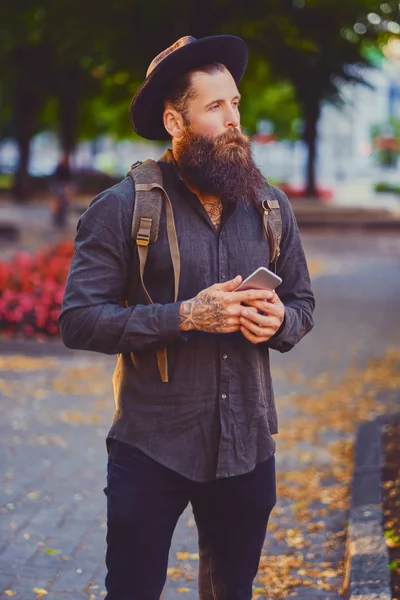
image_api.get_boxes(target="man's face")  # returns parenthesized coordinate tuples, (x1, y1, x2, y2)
(172, 69, 266, 208)
(183, 68, 242, 141)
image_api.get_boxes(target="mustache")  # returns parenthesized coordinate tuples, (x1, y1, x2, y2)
(212, 128, 250, 151)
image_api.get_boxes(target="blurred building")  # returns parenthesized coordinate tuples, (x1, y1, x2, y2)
(254, 47, 400, 194)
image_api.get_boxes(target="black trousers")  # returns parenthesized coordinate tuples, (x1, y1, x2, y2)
(104, 441, 276, 600)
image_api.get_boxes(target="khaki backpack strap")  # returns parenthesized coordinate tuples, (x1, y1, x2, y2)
(137, 183, 180, 302)
(261, 182, 282, 270)
(127, 161, 181, 383)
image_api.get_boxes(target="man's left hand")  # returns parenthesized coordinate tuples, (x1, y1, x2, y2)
(239, 290, 285, 344)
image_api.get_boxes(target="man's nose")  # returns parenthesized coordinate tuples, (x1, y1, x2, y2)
(224, 106, 240, 129)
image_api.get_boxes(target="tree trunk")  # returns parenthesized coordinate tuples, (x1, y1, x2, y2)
(59, 100, 78, 160)
(302, 102, 320, 199)
(58, 69, 80, 156)
(11, 45, 47, 202)
(13, 136, 31, 202)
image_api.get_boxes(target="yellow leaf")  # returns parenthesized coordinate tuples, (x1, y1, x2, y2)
(176, 551, 189, 561)
(177, 588, 190, 593)
(4, 592, 16, 597)
(32, 588, 48, 596)
(188, 553, 199, 560)
(27, 491, 40, 500)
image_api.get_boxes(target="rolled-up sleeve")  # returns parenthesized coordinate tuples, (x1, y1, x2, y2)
(267, 188, 315, 353)
(59, 185, 183, 354)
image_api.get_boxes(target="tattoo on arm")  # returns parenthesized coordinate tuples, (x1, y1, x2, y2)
(179, 291, 228, 333)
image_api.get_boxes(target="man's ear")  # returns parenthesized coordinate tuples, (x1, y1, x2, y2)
(163, 105, 185, 139)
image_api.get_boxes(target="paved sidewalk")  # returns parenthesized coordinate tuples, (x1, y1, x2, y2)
(1, 233, 400, 599)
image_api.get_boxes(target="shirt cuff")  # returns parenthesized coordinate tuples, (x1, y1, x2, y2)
(268, 305, 293, 344)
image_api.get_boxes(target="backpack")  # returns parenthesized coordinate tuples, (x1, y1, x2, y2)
(126, 159, 282, 383)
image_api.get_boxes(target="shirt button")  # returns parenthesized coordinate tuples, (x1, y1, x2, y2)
(221, 393, 227, 399)
(221, 273, 226, 279)
(222, 354, 228, 360)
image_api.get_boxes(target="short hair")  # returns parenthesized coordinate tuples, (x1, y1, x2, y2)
(164, 62, 226, 124)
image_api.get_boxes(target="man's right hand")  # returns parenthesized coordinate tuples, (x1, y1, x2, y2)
(179, 276, 274, 334)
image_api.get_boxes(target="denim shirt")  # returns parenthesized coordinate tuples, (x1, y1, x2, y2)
(59, 149, 315, 481)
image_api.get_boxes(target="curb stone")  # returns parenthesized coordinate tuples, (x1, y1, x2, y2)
(344, 413, 400, 600)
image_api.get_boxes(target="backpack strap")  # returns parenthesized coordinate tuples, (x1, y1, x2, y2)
(126, 159, 181, 383)
(260, 181, 282, 270)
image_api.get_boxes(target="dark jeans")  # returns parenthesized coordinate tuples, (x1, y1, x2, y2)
(104, 441, 276, 600)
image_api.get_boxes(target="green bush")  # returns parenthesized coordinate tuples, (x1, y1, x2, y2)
(374, 182, 400, 194)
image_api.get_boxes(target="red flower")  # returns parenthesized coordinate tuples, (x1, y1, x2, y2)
(0, 240, 75, 338)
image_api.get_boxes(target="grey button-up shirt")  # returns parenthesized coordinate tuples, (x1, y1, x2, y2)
(59, 149, 315, 482)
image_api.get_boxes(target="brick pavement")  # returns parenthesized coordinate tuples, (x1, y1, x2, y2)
(1, 235, 400, 599)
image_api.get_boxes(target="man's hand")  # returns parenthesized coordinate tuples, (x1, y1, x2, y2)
(179, 276, 274, 334)
(239, 290, 285, 344)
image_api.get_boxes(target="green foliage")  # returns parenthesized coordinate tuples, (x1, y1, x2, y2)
(1, 0, 399, 197)
(374, 182, 400, 193)
(371, 118, 400, 166)
(384, 529, 400, 543)
(389, 559, 399, 571)
(239, 58, 300, 139)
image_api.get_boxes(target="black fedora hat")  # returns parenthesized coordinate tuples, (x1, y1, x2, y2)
(129, 35, 248, 141)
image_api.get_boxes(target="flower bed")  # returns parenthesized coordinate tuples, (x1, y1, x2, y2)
(0, 241, 74, 337)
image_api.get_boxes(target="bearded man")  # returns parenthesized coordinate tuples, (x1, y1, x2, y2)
(60, 35, 315, 600)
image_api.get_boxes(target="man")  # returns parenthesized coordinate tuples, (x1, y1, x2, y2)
(59, 35, 314, 600)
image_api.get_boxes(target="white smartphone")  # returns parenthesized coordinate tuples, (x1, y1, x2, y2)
(235, 266, 282, 292)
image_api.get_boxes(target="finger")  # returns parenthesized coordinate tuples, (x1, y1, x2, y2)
(227, 316, 241, 327)
(228, 305, 258, 316)
(240, 316, 275, 337)
(240, 308, 274, 327)
(240, 326, 271, 344)
(213, 275, 242, 292)
(269, 290, 283, 304)
(242, 300, 270, 313)
(244, 299, 283, 317)
(233, 289, 274, 304)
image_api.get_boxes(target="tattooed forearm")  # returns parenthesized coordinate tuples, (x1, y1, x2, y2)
(179, 291, 233, 333)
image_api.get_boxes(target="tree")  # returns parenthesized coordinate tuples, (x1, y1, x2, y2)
(1, 0, 399, 200)
(0, 0, 109, 199)
(0, 5, 54, 200)
(230, 0, 400, 196)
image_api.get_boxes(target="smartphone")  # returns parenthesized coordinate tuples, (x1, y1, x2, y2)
(235, 266, 282, 292)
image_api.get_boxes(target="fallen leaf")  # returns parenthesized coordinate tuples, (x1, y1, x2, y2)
(4, 591, 16, 597)
(176, 551, 189, 561)
(27, 491, 40, 500)
(44, 548, 61, 555)
(177, 588, 190, 593)
(32, 589, 48, 598)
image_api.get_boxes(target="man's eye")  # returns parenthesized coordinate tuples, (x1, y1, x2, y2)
(210, 104, 219, 110)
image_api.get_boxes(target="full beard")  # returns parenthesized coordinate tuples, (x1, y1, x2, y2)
(173, 126, 266, 209)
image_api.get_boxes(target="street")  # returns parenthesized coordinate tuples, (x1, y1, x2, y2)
(0, 230, 400, 600)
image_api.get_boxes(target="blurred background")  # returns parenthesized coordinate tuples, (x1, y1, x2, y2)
(1, 3, 400, 599)
(0, 0, 400, 202)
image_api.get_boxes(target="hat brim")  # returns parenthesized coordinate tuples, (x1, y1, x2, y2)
(130, 35, 248, 141)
